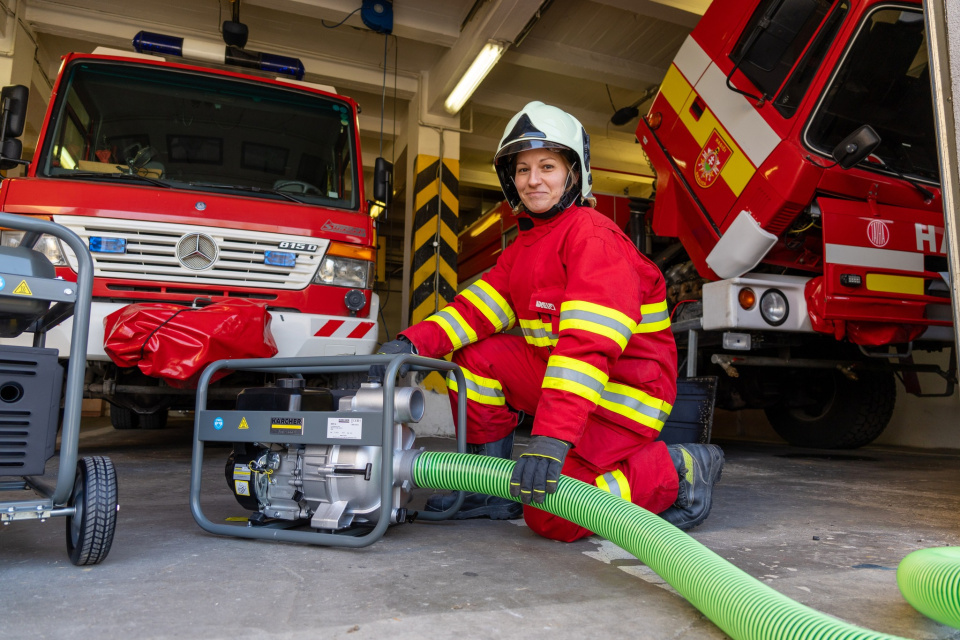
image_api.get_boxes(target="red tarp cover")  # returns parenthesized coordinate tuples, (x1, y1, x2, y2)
(104, 298, 278, 388)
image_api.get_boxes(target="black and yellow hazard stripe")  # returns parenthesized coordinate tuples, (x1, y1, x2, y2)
(409, 154, 459, 325)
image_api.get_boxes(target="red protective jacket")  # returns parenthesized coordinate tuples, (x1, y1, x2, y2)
(402, 204, 678, 446)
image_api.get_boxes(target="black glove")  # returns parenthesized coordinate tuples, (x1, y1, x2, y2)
(510, 436, 572, 505)
(368, 336, 416, 382)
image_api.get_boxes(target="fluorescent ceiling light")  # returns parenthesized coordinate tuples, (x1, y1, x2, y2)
(444, 41, 506, 114)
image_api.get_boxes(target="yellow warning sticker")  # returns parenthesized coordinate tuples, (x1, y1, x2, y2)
(234, 480, 250, 496)
(12, 280, 32, 295)
(238, 417, 249, 429)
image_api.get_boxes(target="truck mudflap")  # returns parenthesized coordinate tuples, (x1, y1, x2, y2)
(2, 293, 380, 361)
(816, 196, 951, 344)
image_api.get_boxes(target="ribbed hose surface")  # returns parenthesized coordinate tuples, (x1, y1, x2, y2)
(413, 451, 918, 640)
(898, 547, 960, 628)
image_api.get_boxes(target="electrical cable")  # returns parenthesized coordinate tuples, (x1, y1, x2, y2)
(322, 7, 361, 29)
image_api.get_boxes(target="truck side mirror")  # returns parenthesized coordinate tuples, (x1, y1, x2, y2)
(1, 84, 28, 139)
(0, 84, 28, 170)
(373, 157, 392, 206)
(0, 138, 22, 170)
(831, 125, 881, 170)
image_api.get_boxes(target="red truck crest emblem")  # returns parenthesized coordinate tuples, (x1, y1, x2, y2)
(694, 130, 732, 188)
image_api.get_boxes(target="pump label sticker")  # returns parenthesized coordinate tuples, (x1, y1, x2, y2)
(232, 464, 251, 480)
(270, 416, 303, 436)
(327, 417, 362, 440)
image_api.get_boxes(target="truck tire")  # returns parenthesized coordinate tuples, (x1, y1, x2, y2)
(110, 405, 139, 430)
(110, 406, 168, 430)
(763, 368, 896, 449)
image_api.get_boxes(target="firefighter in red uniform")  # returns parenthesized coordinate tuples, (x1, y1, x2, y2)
(377, 102, 724, 541)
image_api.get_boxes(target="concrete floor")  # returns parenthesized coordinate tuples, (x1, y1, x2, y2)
(2, 413, 960, 640)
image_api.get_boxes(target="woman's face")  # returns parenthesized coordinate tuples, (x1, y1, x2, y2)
(514, 148, 571, 213)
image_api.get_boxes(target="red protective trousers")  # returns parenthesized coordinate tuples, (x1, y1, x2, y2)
(449, 333, 679, 542)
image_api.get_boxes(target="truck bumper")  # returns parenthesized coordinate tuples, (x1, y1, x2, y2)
(702, 273, 813, 332)
(2, 294, 381, 360)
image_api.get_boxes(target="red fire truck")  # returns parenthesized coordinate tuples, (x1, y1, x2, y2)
(0, 37, 386, 429)
(634, 0, 954, 448)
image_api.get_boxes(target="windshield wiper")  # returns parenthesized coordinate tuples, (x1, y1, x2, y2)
(186, 182, 306, 204)
(57, 171, 171, 188)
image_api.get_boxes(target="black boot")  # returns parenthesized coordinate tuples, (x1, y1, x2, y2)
(659, 443, 724, 530)
(424, 433, 523, 520)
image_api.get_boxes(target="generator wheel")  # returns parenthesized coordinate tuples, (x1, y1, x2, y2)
(764, 368, 896, 449)
(110, 405, 138, 430)
(66, 456, 118, 566)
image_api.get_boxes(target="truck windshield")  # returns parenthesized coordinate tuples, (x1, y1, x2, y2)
(37, 60, 360, 208)
(805, 7, 938, 183)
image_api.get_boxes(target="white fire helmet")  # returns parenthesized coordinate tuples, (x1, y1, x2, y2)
(494, 101, 594, 214)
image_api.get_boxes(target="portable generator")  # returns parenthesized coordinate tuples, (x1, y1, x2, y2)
(0, 213, 118, 565)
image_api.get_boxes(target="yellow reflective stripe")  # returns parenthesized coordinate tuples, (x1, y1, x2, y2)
(595, 474, 611, 494)
(542, 355, 608, 403)
(559, 300, 635, 350)
(562, 300, 635, 330)
(461, 280, 516, 331)
(636, 300, 671, 333)
(598, 381, 673, 431)
(520, 318, 558, 347)
(425, 307, 478, 350)
(596, 470, 632, 503)
(445, 369, 506, 405)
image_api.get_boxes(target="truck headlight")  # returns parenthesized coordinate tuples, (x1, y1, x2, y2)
(314, 256, 374, 289)
(0, 231, 68, 266)
(759, 289, 788, 326)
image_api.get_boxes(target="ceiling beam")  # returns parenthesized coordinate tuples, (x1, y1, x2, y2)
(591, 0, 704, 28)
(423, 0, 544, 117)
(506, 36, 666, 91)
(241, 0, 465, 47)
(23, 0, 419, 98)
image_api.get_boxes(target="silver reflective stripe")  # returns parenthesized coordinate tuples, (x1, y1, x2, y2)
(601, 387, 670, 423)
(560, 308, 633, 341)
(447, 370, 505, 403)
(435, 309, 472, 347)
(638, 308, 670, 326)
(601, 472, 622, 499)
(544, 365, 605, 395)
(464, 282, 514, 329)
(522, 325, 558, 342)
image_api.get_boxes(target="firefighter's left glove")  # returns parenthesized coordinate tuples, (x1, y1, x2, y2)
(368, 336, 416, 383)
(510, 436, 572, 505)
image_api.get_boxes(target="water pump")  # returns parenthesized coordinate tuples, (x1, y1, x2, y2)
(222, 378, 424, 530)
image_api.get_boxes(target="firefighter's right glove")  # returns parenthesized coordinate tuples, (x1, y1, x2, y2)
(510, 436, 572, 505)
(367, 336, 416, 383)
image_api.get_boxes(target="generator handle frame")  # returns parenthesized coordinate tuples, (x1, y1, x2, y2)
(190, 354, 467, 547)
(0, 213, 94, 506)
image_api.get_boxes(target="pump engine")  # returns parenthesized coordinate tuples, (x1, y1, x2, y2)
(223, 378, 423, 531)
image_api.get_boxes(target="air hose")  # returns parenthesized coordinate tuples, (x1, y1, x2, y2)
(405, 451, 955, 640)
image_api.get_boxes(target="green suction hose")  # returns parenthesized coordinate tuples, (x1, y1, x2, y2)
(898, 547, 960, 629)
(411, 451, 934, 640)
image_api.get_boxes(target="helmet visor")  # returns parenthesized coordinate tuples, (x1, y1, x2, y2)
(494, 139, 573, 165)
